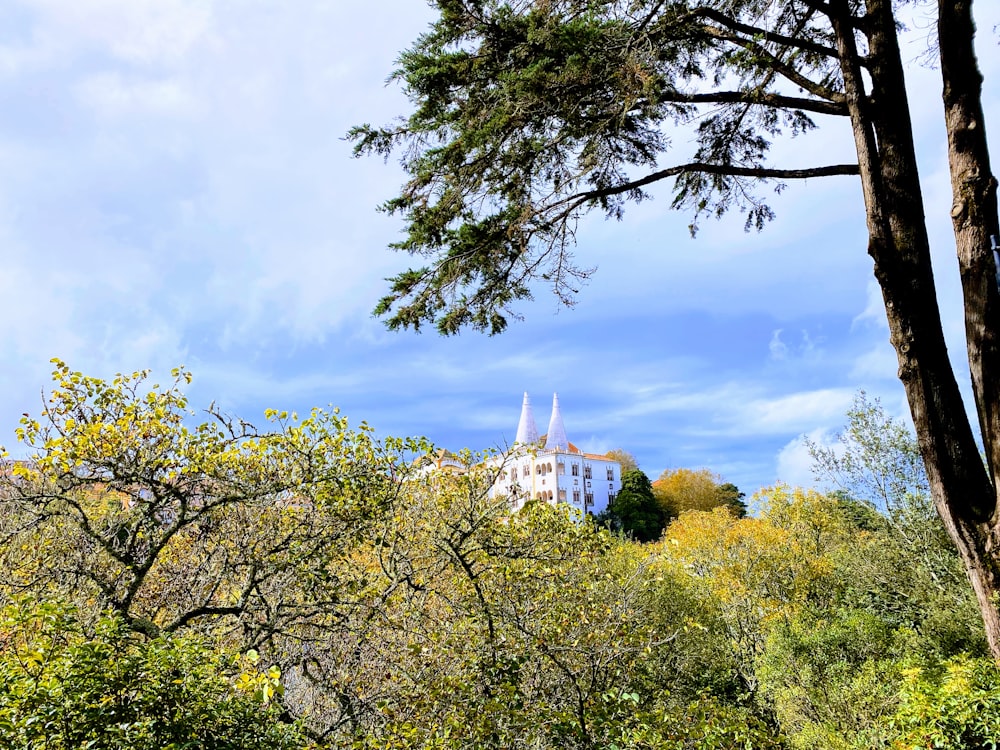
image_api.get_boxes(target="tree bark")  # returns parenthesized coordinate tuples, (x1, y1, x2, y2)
(831, 0, 1000, 658)
(936, 0, 1000, 657)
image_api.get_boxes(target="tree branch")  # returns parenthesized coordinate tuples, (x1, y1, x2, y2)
(164, 604, 245, 633)
(556, 161, 858, 213)
(801, 0, 870, 31)
(690, 6, 841, 60)
(703, 26, 845, 103)
(660, 89, 846, 116)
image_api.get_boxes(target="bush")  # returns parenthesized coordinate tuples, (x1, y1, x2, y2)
(757, 610, 903, 749)
(0, 598, 308, 750)
(890, 655, 1000, 749)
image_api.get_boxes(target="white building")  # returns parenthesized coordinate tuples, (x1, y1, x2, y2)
(487, 393, 622, 516)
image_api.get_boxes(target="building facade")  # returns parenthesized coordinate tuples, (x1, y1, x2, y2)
(486, 392, 622, 516)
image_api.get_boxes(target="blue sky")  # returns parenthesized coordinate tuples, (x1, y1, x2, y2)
(1, 0, 998, 495)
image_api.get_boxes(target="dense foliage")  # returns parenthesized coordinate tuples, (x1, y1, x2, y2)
(1, 364, 997, 748)
(598, 468, 666, 541)
(654, 468, 747, 518)
(0, 599, 305, 749)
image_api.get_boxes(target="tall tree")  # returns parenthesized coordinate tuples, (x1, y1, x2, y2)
(352, 0, 1000, 659)
(653, 468, 740, 518)
(600, 469, 665, 542)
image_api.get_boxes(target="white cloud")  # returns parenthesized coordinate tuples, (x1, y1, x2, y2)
(851, 281, 888, 330)
(0, 261, 88, 361)
(77, 73, 198, 118)
(619, 387, 788, 437)
(743, 388, 855, 434)
(0, 34, 54, 77)
(769, 329, 788, 360)
(23, 0, 213, 67)
(775, 428, 836, 488)
(849, 341, 898, 381)
(768, 328, 823, 365)
(601, 377, 857, 439)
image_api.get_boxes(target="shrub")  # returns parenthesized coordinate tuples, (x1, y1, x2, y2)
(0, 598, 307, 750)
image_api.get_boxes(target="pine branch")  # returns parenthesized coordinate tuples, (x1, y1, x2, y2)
(690, 6, 841, 59)
(661, 89, 847, 115)
(555, 161, 859, 212)
(703, 26, 846, 102)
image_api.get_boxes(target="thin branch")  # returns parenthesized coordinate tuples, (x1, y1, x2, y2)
(801, 0, 870, 30)
(690, 6, 841, 59)
(630, 0, 668, 42)
(703, 26, 846, 103)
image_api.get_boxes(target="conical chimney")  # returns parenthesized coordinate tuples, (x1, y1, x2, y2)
(544, 393, 569, 451)
(514, 392, 540, 445)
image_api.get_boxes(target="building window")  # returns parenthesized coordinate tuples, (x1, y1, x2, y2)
(608, 491, 616, 506)
(606, 467, 614, 481)
(585, 492, 594, 507)
(573, 490, 581, 504)
(571, 464, 579, 477)
(558, 462, 565, 475)
(584, 465, 592, 479)
(522, 464, 529, 478)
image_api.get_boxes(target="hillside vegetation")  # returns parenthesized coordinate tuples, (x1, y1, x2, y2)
(0, 364, 997, 749)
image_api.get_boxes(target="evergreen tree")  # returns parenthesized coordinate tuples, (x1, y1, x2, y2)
(600, 469, 665, 542)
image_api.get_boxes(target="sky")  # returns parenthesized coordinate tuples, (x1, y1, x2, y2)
(1, 0, 998, 495)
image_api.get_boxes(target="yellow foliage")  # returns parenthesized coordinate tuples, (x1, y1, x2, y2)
(653, 468, 725, 515)
(656, 491, 843, 676)
(756, 484, 856, 554)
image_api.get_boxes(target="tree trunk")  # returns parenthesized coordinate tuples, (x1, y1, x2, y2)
(936, 0, 1000, 658)
(939, 0, 1000, 483)
(831, 0, 1000, 658)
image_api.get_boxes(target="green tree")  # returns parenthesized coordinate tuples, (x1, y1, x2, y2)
(891, 656, 1000, 749)
(756, 610, 903, 750)
(600, 469, 665, 542)
(659, 484, 993, 746)
(326, 464, 768, 748)
(352, 0, 1000, 659)
(662, 489, 848, 701)
(808, 392, 929, 521)
(716, 483, 748, 518)
(0, 363, 775, 746)
(5, 363, 997, 747)
(827, 489, 885, 533)
(0, 360, 431, 737)
(0, 360, 417, 644)
(809, 394, 975, 636)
